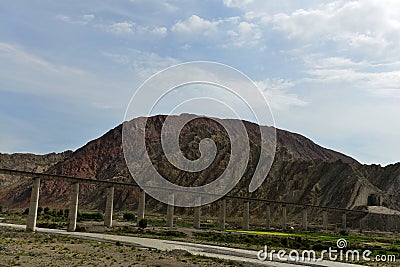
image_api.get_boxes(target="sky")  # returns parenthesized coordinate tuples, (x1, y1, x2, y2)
(0, 0, 399, 165)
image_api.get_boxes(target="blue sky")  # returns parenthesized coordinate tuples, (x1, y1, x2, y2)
(0, 0, 399, 165)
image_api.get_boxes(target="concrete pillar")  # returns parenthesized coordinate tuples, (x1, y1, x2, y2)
(341, 211, 347, 229)
(137, 189, 145, 224)
(26, 178, 40, 231)
(68, 183, 79, 232)
(218, 198, 226, 229)
(194, 197, 201, 229)
(166, 193, 174, 228)
(104, 186, 114, 227)
(302, 207, 308, 231)
(266, 204, 271, 230)
(282, 205, 287, 230)
(323, 209, 328, 230)
(243, 201, 250, 230)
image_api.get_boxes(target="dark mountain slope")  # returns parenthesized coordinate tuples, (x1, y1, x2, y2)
(0, 115, 398, 218)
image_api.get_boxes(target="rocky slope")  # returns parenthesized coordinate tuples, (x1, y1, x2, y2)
(0, 115, 399, 222)
(0, 151, 72, 188)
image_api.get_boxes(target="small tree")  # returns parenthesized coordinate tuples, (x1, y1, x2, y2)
(44, 207, 50, 214)
(123, 212, 136, 222)
(138, 218, 148, 229)
(57, 209, 64, 217)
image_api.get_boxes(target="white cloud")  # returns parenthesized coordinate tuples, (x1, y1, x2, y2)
(301, 55, 400, 99)
(0, 42, 128, 110)
(131, 52, 181, 79)
(0, 43, 86, 76)
(219, 16, 266, 48)
(272, 0, 400, 59)
(56, 14, 70, 22)
(103, 49, 180, 79)
(313, 57, 369, 69)
(151, 26, 167, 37)
(171, 15, 220, 37)
(223, 0, 254, 8)
(255, 79, 307, 110)
(106, 22, 134, 35)
(230, 21, 262, 47)
(170, 14, 266, 47)
(82, 14, 95, 23)
(56, 14, 95, 25)
(95, 20, 168, 38)
(244, 11, 270, 26)
(129, 0, 178, 13)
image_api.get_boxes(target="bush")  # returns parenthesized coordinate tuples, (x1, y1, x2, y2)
(339, 229, 349, 236)
(77, 212, 104, 222)
(123, 212, 136, 222)
(37, 206, 43, 214)
(161, 230, 187, 238)
(0, 206, 3, 213)
(44, 207, 50, 214)
(138, 218, 148, 229)
(57, 209, 64, 217)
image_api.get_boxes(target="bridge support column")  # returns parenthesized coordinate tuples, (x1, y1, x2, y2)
(26, 178, 40, 231)
(194, 197, 201, 229)
(266, 204, 271, 230)
(302, 207, 308, 231)
(282, 205, 287, 230)
(104, 186, 114, 227)
(243, 201, 250, 230)
(323, 209, 328, 230)
(341, 212, 347, 229)
(137, 189, 145, 224)
(68, 183, 79, 232)
(218, 198, 226, 229)
(167, 194, 174, 228)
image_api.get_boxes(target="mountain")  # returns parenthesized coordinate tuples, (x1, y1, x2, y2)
(0, 114, 399, 229)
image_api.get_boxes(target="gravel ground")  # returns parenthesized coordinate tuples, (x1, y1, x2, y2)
(0, 227, 246, 267)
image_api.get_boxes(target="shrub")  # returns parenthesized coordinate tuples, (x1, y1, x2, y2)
(161, 230, 187, 238)
(138, 218, 148, 229)
(37, 206, 43, 214)
(339, 229, 349, 236)
(49, 209, 57, 217)
(0, 206, 3, 213)
(44, 207, 50, 214)
(57, 209, 64, 217)
(77, 211, 104, 222)
(123, 212, 136, 222)
(23, 208, 29, 215)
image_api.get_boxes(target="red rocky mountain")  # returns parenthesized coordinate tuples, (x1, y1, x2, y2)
(0, 115, 399, 229)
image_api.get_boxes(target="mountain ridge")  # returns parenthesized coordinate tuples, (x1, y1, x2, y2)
(0, 115, 399, 225)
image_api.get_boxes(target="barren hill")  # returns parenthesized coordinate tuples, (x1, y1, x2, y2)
(0, 115, 399, 224)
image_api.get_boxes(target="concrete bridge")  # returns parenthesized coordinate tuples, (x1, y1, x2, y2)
(0, 168, 368, 232)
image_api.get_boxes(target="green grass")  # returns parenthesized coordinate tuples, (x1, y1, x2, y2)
(2, 210, 399, 261)
(226, 229, 400, 258)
